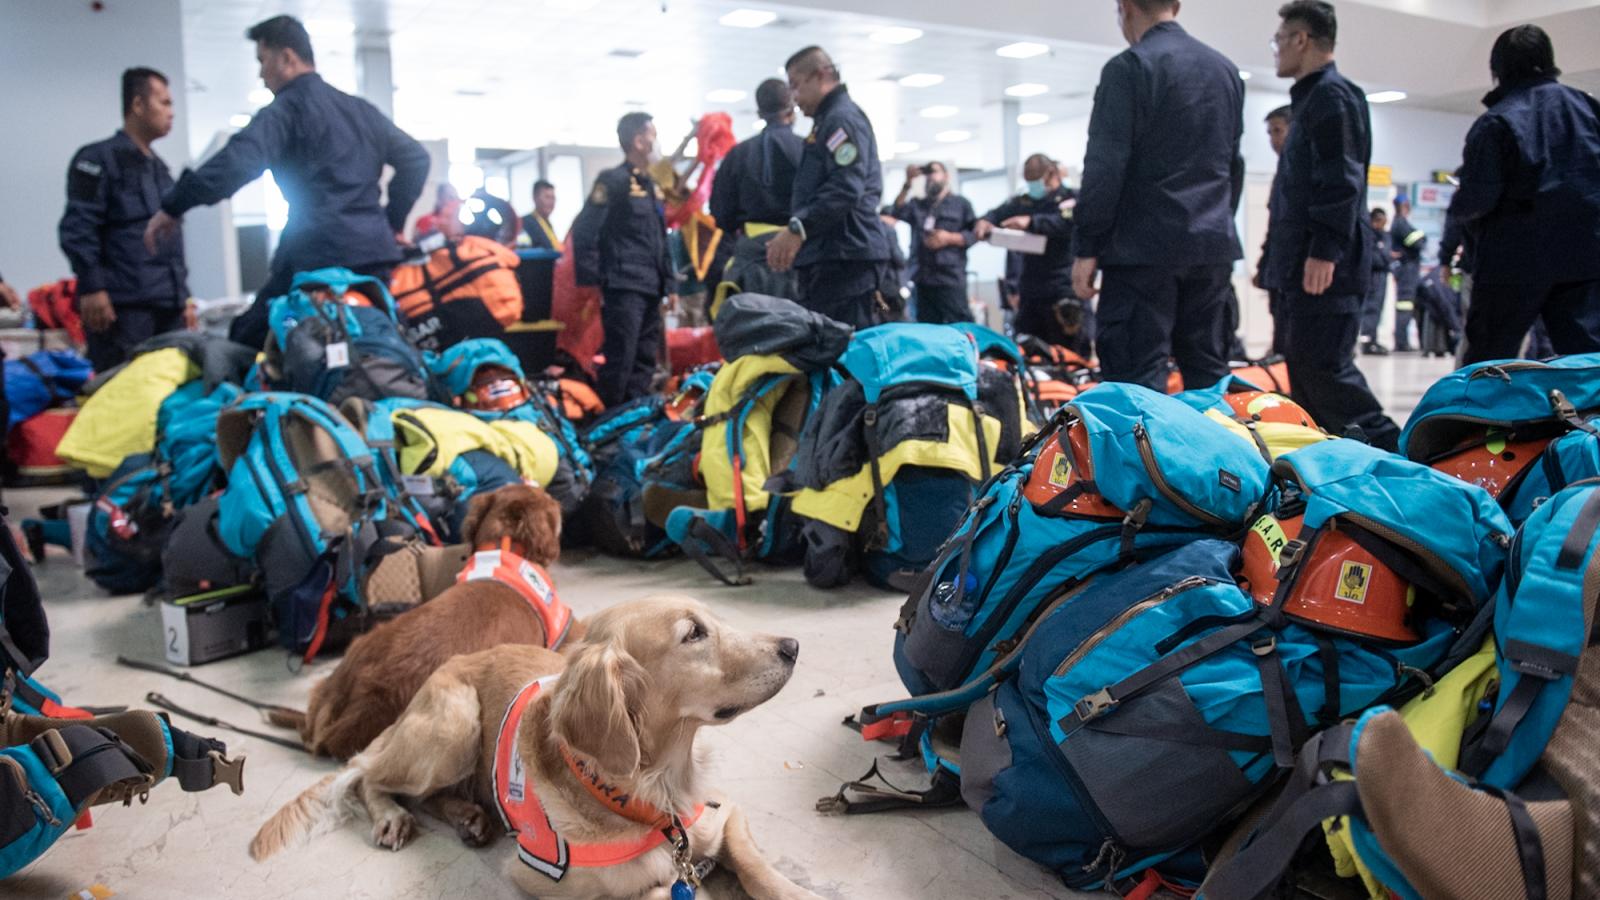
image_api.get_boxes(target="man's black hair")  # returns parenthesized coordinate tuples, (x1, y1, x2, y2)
(1125, 0, 1180, 13)
(1279, 0, 1337, 50)
(121, 67, 167, 117)
(785, 46, 838, 80)
(617, 111, 654, 151)
(1265, 105, 1293, 124)
(1490, 25, 1560, 84)
(756, 78, 794, 120)
(1370, 207, 1388, 219)
(533, 180, 555, 194)
(247, 14, 315, 66)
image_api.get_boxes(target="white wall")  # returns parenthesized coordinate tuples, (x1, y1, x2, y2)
(0, 0, 195, 295)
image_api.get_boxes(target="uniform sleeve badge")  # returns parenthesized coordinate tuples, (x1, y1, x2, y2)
(590, 182, 609, 205)
(833, 142, 859, 166)
(1059, 197, 1077, 219)
(825, 128, 849, 152)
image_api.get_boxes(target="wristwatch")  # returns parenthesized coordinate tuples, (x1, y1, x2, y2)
(787, 217, 806, 240)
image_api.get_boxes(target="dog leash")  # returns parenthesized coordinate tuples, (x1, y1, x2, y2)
(114, 655, 306, 719)
(143, 692, 309, 754)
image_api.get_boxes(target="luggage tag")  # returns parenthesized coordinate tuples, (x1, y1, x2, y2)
(325, 342, 350, 368)
(401, 475, 435, 496)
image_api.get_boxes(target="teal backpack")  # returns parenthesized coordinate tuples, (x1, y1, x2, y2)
(214, 392, 417, 659)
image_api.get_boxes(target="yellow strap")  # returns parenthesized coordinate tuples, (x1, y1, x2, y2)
(743, 222, 782, 238)
(1404, 229, 1426, 247)
(533, 213, 560, 248)
(1395, 301, 1415, 311)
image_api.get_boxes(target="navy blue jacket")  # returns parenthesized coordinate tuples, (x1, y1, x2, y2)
(59, 130, 187, 306)
(983, 187, 1078, 303)
(791, 86, 890, 267)
(162, 73, 429, 276)
(1264, 63, 1373, 308)
(1074, 21, 1245, 266)
(569, 163, 673, 297)
(710, 124, 803, 234)
(1448, 77, 1600, 286)
(1390, 212, 1425, 299)
(520, 213, 558, 252)
(893, 192, 977, 288)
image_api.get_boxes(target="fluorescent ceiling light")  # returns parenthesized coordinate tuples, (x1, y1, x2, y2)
(996, 41, 1048, 59)
(893, 141, 920, 153)
(1239, 70, 1253, 81)
(920, 105, 959, 119)
(228, 113, 252, 128)
(247, 87, 273, 107)
(706, 88, 747, 103)
(1017, 112, 1050, 126)
(898, 73, 945, 88)
(719, 8, 776, 28)
(871, 26, 923, 44)
(1005, 82, 1049, 98)
(1367, 90, 1407, 104)
(936, 129, 972, 143)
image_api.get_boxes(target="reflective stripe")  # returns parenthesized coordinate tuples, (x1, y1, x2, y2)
(1395, 301, 1415, 312)
(1404, 229, 1426, 247)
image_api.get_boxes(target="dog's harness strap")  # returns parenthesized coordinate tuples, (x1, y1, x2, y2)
(459, 540, 574, 650)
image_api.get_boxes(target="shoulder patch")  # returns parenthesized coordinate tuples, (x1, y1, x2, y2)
(590, 182, 609, 205)
(825, 128, 849, 153)
(73, 158, 103, 176)
(833, 142, 859, 166)
(68, 155, 105, 202)
(1059, 197, 1077, 218)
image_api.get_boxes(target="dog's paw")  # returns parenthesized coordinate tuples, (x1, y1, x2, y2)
(373, 809, 417, 851)
(450, 803, 493, 847)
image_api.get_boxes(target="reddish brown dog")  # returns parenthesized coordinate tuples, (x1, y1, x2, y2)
(273, 484, 583, 758)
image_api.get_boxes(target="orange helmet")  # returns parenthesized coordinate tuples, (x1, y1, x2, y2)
(1024, 422, 1124, 518)
(1223, 390, 1318, 429)
(463, 365, 531, 413)
(1241, 513, 1420, 644)
(1429, 430, 1553, 498)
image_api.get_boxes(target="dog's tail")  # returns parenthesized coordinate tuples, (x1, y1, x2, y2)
(264, 706, 308, 732)
(249, 768, 360, 861)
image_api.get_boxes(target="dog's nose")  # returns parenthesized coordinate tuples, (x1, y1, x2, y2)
(776, 638, 799, 664)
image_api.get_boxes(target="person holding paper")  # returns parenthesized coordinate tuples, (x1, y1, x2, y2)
(976, 154, 1089, 357)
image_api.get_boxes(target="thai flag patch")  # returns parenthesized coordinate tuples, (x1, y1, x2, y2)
(825, 128, 849, 152)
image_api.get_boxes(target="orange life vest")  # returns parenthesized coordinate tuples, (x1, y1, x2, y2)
(390, 235, 524, 328)
(457, 541, 573, 650)
(492, 676, 705, 880)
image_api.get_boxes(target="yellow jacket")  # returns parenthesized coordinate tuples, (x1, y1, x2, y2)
(56, 347, 199, 478)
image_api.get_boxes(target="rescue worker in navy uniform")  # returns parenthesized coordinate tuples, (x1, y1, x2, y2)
(1265, 1, 1400, 451)
(1450, 25, 1600, 364)
(710, 78, 804, 302)
(1071, 0, 1245, 393)
(570, 112, 677, 408)
(59, 68, 188, 372)
(145, 15, 430, 349)
(1359, 207, 1394, 354)
(521, 180, 560, 252)
(1256, 106, 1294, 357)
(766, 46, 893, 330)
(975, 155, 1088, 355)
(891, 161, 978, 325)
(1388, 193, 1425, 351)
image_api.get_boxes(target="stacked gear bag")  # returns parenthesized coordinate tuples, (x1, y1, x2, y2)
(1400, 351, 1600, 525)
(1203, 476, 1600, 900)
(214, 393, 419, 660)
(661, 294, 851, 584)
(259, 268, 434, 407)
(0, 507, 244, 878)
(780, 323, 1029, 590)
(388, 235, 524, 352)
(1174, 372, 1330, 463)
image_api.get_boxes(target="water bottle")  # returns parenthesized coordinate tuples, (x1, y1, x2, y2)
(929, 572, 981, 630)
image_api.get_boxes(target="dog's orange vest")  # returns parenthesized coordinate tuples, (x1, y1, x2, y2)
(457, 544, 573, 650)
(492, 677, 705, 881)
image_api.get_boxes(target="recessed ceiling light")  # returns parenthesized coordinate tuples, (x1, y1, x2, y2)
(706, 88, 747, 103)
(229, 113, 252, 128)
(996, 41, 1048, 59)
(893, 141, 920, 153)
(247, 87, 273, 107)
(871, 26, 923, 44)
(936, 129, 972, 143)
(920, 105, 959, 119)
(898, 73, 945, 88)
(1239, 70, 1253, 81)
(719, 8, 777, 28)
(1017, 112, 1050, 126)
(1005, 82, 1049, 98)
(1367, 90, 1407, 104)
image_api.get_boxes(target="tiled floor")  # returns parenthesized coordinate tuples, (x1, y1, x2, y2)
(3, 353, 1456, 900)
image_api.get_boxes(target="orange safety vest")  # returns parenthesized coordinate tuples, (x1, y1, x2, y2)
(492, 676, 705, 881)
(457, 543, 574, 650)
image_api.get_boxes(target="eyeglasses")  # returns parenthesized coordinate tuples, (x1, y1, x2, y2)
(1270, 30, 1306, 53)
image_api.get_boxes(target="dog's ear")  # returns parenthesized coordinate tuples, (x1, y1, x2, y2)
(550, 640, 649, 777)
(517, 490, 562, 567)
(459, 490, 499, 546)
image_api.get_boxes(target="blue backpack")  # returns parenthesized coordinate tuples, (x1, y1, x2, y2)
(0, 507, 244, 879)
(261, 268, 433, 406)
(85, 381, 241, 594)
(214, 392, 415, 659)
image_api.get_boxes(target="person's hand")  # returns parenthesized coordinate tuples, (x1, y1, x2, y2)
(0, 280, 19, 311)
(905, 163, 923, 183)
(924, 229, 959, 250)
(1439, 264, 1453, 284)
(767, 230, 803, 272)
(1303, 257, 1335, 296)
(80, 290, 116, 333)
(1001, 215, 1031, 231)
(666, 293, 680, 313)
(143, 210, 180, 255)
(974, 220, 994, 241)
(1072, 257, 1100, 301)
(183, 301, 199, 331)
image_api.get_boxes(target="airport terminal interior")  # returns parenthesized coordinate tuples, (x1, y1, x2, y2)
(2, 1, 1600, 898)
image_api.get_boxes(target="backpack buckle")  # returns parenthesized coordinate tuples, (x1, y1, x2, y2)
(1252, 635, 1278, 657)
(862, 408, 878, 427)
(1277, 538, 1308, 569)
(29, 729, 72, 774)
(210, 750, 246, 796)
(1074, 688, 1117, 723)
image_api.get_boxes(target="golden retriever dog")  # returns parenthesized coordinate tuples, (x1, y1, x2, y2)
(251, 596, 816, 899)
(273, 484, 585, 759)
